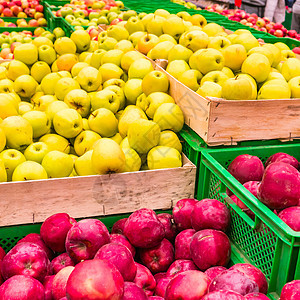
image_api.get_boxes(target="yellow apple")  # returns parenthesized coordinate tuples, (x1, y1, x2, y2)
(115, 40, 134, 52)
(91, 89, 120, 113)
(257, 79, 291, 99)
(120, 50, 144, 72)
(71, 62, 90, 77)
(159, 130, 182, 153)
(38, 44, 57, 65)
(162, 16, 185, 40)
(222, 76, 255, 100)
(13, 75, 38, 99)
(12, 161, 48, 181)
(128, 58, 154, 79)
(247, 46, 274, 66)
(179, 30, 209, 52)
(142, 70, 169, 96)
(6, 60, 29, 81)
(24, 142, 50, 164)
(104, 85, 125, 109)
(168, 44, 193, 63)
(54, 37, 77, 55)
(178, 69, 203, 91)
(77, 66, 102, 92)
(281, 58, 300, 81)
(145, 92, 175, 118)
(74, 150, 97, 176)
(121, 147, 141, 172)
(0, 159, 7, 182)
(71, 29, 91, 53)
(54, 77, 81, 101)
(289, 76, 300, 98)
(99, 63, 124, 83)
(197, 81, 222, 98)
(32, 95, 56, 112)
(202, 23, 224, 36)
(40, 72, 64, 95)
(14, 43, 38, 65)
(148, 41, 175, 60)
(101, 49, 123, 66)
(0, 95, 18, 119)
(74, 130, 101, 156)
(64, 89, 91, 117)
(201, 70, 229, 87)
(22, 111, 51, 139)
(39, 134, 70, 153)
(124, 78, 143, 105)
(166, 60, 190, 80)
(0, 79, 14, 94)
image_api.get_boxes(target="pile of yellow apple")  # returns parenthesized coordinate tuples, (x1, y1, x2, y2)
(93, 8, 300, 100)
(0, 27, 184, 182)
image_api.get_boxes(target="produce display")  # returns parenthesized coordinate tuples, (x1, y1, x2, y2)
(0, 204, 273, 299)
(0, 0, 299, 298)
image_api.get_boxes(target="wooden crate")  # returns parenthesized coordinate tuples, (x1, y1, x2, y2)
(152, 62, 300, 146)
(0, 155, 196, 227)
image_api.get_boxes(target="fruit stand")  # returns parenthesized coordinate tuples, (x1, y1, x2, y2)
(0, 0, 300, 299)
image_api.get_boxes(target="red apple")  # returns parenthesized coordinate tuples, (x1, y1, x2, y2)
(3, 8, 12, 16)
(165, 270, 210, 299)
(122, 282, 148, 300)
(28, 19, 39, 27)
(65, 219, 110, 263)
(10, 41, 22, 52)
(52, 266, 75, 300)
(260, 28, 267, 32)
(155, 276, 173, 298)
(172, 198, 198, 231)
(204, 266, 227, 281)
(1, 242, 50, 282)
(266, 23, 273, 31)
(111, 218, 128, 234)
(274, 29, 283, 37)
(43, 275, 55, 300)
(35, 4, 43, 12)
(50, 252, 75, 274)
(269, 29, 275, 35)
(134, 263, 156, 297)
(190, 229, 231, 271)
(166, 259, 198, 278)
(7, 2, 14, 8)
(174, 229, 196, 260)
(263, 17, 270, 24)
(240, 19, 248, 25)
(123, 208, 165, 248)
(139, 238, 174, 274)
(110, 233, 136, 257)
(149, 297, 164, 300)
(288, 30, 297, 38)
(17, 233, 54, 260)
(0, 246, 5, 260)
(157, 213, 177, 242)
(40, 213, 76, 253)
(0, 4, 4, 14)
(95, 243, 136, 281)
(292, 47, 300, 54)
(11, 5, 21, 16)
(110, 18, 122, 25)
(0, 275, 45, 299)
(66, 259, 124, 299)
(154, 272, 166, 283)
(273, 22, 283, 30)
(282, 28, 288, 35)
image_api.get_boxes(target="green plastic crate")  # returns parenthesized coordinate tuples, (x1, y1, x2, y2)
(262, 36, 300, 49)
(197, 144, 300, 299)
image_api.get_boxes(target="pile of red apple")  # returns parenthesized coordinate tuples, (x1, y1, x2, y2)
(0, 0, 44, 19)
(206, 4, 300, 41)
(0, 199, 273, 299)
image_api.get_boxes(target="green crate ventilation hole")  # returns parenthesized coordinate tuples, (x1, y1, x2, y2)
(207, 158, 277, 281)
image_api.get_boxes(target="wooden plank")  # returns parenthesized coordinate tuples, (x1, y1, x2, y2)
(0, 155, 196, 227)
(207, 98, 300, 145)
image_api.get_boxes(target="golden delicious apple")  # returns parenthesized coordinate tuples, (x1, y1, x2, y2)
(91, 138, 125, 174)
(107, 25, 129, 41)
(128, 58, 154, 79)
(179, 30, 209, 52)
(128, 31, 147, 47)
(38, 45, 57, 66)
(153, 103, 184, 132)
(6, 60, 29, 81)
(222, 67, 235, 78)
(137, 33, 159, 55)
(247, 46, 274, 66)
(22, 111, 51, 139)
(13, 75, 38, 99)
(54, 37, 77, 55)
(0, 149, 26, 181)
(197, 81, 222, 98)
(30, 61, 51, 83)
(222, 76, 255, 100)
(42, 150, 74, 178)
(0, 79, 14, 94)
(64, 89, 91, 118)
(111, 132, 122, 144)
(56, 53, 79, 72)
(32, 36, 53, 48)
(154, 8, 170, 18)
(88, 108, 118, 137)
(24, 142, 50, 164)
(82, 118, 89, 130)
(103, 79, 125, 89)
(14, 43, 38, 65)
(142, 13, 155, 27)
(115, 40, 134, 52)
(125, 16, 145, 34)
(120, 137, 130, 149)
(281, 50, 296, 61)
(32, 95, 56, 112)
(71, 30, 91, 53)
(0, 95, 18, 119)
(118, 105, 148, 138)
(90, 49, 107, 69)
(71, 62, 90, 77)
(99, 63, 124, 83)
(12, 161, 47, 181)
(189, 14, 207, 27)
(121, 50, 145, 72)
(288, 76, 300, 98)
(53, 108, 83, 139)
(201, 71, 229, 87)
(266, 71, 285, 81)
(142, 70, 169, 96)
(77, 66, 102, 92)
(40, 72, 64, 95)
(145, 92, 175, 118)
(54, 77, 81, 101)
(281, 58, 300, 81)
(178, 69, 203, 91)
(177, 11, 191, 21)
(262, 43, 281, 67)
(208, 36, 231, 53)
(148, 41, 175, 60)
(121, 147, 141, 172)
(0, 127, 5, 152)
(74, 150, 97, 176)
(241, 53, 271, 83)
(191, 48, 225, 75)
(168, 44, 193, 63)
(158, 34, 177, 44)
(124, 78, 143, 105)
(146, 15, 165, 36)
(0, 159, 7, 182)
(39, 134, 70, 153)
(166, 60, 190, 80)
(91, 89, 120, 113)
(1, 116, 33, 151)
(74, 130, 101, 156)
(235, 74, 257, 99)
(202, 23, 224, 36)
(98, 37, 118, 51)
(101, 49, 123, 66)
(127, 119, 160, 154)
(258, 79, 291, 99)
(232, 33, 259, 52)
(104, 85, 125, 109)
(162, 16, 185, 40)
(274, 42, 290, 51)
(18, 101, 31, 115)
(159, 130, 182, 153)
(147, 146, 182, 170)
